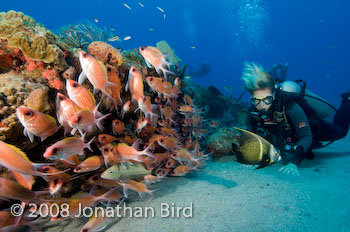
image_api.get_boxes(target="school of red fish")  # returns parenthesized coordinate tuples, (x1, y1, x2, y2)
(0, 45, 211, 231)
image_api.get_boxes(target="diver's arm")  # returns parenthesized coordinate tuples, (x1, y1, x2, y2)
(285, 103, 313, 165)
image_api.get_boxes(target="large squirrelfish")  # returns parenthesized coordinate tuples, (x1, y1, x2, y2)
(66, 79, 96, 111)
(56, 93, 80, 135)
(139, 46, 175, 80)
(78, 51, 116, 101)
(16, 106, 59, 143)
(43, 134, 95, 162)
(125, 66, 144, 103)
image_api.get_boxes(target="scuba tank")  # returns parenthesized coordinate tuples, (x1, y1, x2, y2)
(277, 80, 336, 119)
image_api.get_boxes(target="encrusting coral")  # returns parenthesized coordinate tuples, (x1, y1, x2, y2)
(88, 41, 123, 68)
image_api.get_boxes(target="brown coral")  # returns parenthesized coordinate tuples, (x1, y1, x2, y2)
(88, 41, 123, 67)
(206, 127, 237, 157)
(24, 87, 51, 112)
(0, 10, 69, 67)
(0, 71, 50, 143)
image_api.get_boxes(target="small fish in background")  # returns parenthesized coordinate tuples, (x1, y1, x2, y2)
(138, 2, 144, 7)
(163, 14, 166, 20)
(108, 35, 120, 42)
(156, 6, 165, 12)
(124, 36, 131, 41)
(93, 18, 99, 23)
(110, 28, 116, 31)
(123, 3, 131, 10)
(190, 46, 196, 49)
(327, 45, 334, 49)
(148, 28, 154, 31)
(224, 86, 233, 92)
(324, 75, 331, 78)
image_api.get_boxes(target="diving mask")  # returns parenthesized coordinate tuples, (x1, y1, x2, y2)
(251, 96, 274, 106)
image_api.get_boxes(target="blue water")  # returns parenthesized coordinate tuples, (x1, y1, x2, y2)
(2, 0, 349, 104)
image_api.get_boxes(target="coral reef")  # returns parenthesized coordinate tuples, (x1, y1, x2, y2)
(88, 41, 123, 67)
(156, 40, 182, 64)
(0, 71, 51, 148)
(206, 127, 237, 157)
(121, 49, 146, 68)
(0, 11, 69, 65)
(59, 19, 114, 49)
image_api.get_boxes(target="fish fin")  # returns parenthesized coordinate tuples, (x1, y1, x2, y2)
(27, 130, 35, 143)
(232, 143, 238, 153)
(70, 127, 77, 136)
(62, 157, 77, 165)
(41, 136, 48, 142)
(145, 59, 153, 68)
(85, 135, 96, 152)
(35, 166, 70, 176)
(125, 79, 129, 92)
(96, 113, 111, 131)
(93, 88, 99, 95)
(78, 71, 87, 84)
(23, 127, 28, 137)
(122, 184, 129, 198)
(6, 144, 31, 162)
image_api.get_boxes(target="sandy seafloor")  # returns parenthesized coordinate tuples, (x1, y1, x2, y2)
(43, 134, 350, 232)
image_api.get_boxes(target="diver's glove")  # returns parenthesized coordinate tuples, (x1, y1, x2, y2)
(279, 163, 300, 176)
(283, 145, 305, 166)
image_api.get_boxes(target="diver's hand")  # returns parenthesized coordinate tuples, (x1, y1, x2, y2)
(279, 163, 299, 176)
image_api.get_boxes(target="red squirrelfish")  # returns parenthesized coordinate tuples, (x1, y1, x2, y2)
(16, 106, 59, 143)
(66, 79, 96, 111)
(78, 50, 116, 101)
(74, 156, 104, 173)
(106, 66, 123, 109)
(0, 140, 65, 177)
(56, 93, 80, 135)
(125, 66, 144, 103)
(139, 46, 174, 80)
(43, 134, 95, 162)
(113, 141, 154, 163)
(68, 102, 111, 136)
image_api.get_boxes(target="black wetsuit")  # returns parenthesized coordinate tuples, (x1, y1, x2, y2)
(246, 93, 350, 166)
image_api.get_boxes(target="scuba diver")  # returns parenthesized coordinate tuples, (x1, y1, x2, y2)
(238, 62, 350, 176)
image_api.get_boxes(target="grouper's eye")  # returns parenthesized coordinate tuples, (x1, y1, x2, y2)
(77, 116, 82, 122)
(59, 96, 65, 101)
(107, 67, 111, 72)
(53, 148, 59, 154)
(132, 68, 136, 72)
(103, 148, 109, 152)
(83, 52, 88, 58)
(72, 83, 78, 88)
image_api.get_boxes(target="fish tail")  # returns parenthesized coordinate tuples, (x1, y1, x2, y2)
(162, 68, 175, 81)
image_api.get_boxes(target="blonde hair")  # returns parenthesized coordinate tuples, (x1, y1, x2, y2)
(241, 62, 275, 93)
